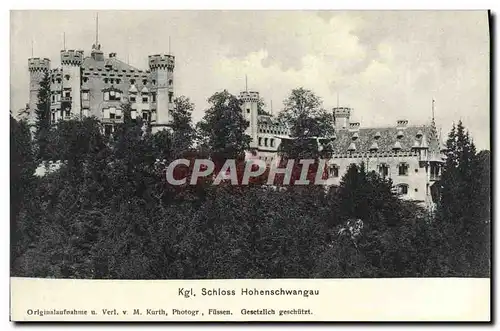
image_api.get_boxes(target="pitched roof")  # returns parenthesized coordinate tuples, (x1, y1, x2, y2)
(331, 125, 433, 155)
(81, 56, 144, 73)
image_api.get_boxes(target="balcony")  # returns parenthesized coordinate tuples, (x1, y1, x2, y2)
(61, 96, 72, 102)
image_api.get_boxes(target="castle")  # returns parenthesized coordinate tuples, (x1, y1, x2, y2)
(24, 38, 444, 207)
(239, 92, 445, 206)
(25, 42, 175, 135)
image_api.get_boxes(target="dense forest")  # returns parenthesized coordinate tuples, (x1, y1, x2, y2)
(10, 81, 491, 278)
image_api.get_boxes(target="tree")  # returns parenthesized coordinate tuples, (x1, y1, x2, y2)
(10, 116, 36, 270)
(277, 88, 335, 160)
(437, 120, 490, 276)
(196, 90, 251, 165)
(171, 96, 196, 157)
(257, 98, 271, 116)
(34, 72, 52, 161)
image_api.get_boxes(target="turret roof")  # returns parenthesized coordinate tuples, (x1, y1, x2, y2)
(331, 125, 433, 154)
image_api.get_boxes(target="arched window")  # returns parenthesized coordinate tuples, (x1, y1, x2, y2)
(169, 79, 173, 86)
(258, 137, 262, 146)
(396, 184, 409, 195)
(398, 163, 409, 176)
(379, 163, 389, 177)
(270, 138, 275, 147)
(264, 138, 268, 147)
(64, 74, 70, 81)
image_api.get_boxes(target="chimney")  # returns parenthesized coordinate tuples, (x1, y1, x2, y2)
(397, 119, 408, 129)
(348, 122, 360, 132)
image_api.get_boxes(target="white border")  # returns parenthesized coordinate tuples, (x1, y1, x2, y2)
(2, 2, 497, 330)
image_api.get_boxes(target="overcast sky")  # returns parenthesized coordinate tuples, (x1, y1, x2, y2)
(10, 10, 490, 150)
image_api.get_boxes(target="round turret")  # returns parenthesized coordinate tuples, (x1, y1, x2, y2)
(28, 58, 50, 72)
(148, 54, 175, 71)
(60, 49, 84, 66)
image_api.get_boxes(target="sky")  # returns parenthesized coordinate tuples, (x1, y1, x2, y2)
(10, 10, 490, 150)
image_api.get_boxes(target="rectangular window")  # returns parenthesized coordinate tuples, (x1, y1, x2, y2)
(142, 96, 148, 103)
(130, 95, 136, 103)
(168, 92, 173, 103)
(142, 112, 149, 121)
(399, 163, 409, 176)
(51, 113, 55, 122)
(64, 91, 71, 98)
(65, 109, 70, 117)
(152, 93, 157, 102)
(131, 109, 137, 119)
(104, 91, 109, 101)
(82, 92, 89, 100)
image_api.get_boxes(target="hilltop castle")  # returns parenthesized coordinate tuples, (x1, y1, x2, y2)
(23, 32, 444, 207)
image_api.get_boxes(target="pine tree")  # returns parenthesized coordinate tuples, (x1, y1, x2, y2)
(34, 72, 52, 161)
(437, 120, 490, 276)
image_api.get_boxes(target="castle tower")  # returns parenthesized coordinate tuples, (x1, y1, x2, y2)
(239, 91, 259, 149)
(148, 54, 175, 133)
(60, 49, 84, 118)
(28, 57, 51, 126)
(333, 107, 351, 130)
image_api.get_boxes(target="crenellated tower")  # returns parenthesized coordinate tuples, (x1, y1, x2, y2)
(60, 49, 84, 118)
(28, 57, 51, 126)
(333, 106, 351, 130)
(148, 54, 175, 133)
(239, 91, 259, 149)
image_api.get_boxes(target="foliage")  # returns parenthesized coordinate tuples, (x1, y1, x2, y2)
(34, 72, 52, 161)
(10, 90, 490, 279)
(196, 90, 252, 165)
(435, 120, 490, 276)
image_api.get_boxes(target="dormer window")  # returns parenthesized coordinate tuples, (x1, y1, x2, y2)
(65, 75, 70, 81)
(374, 131, 381, 139)
(393, 141, 402, 151)
(416, 130, 423, 138)
(397, 130, 404, 138)
(104, 78, 109, 84)
(369, 142, 379, 152)
(130, 79, 136, 84)
(352, 132, 359, 140)
(82, 77, 88, 83)
(348, 142, 356, 152)
(142, 79, 147, 85)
